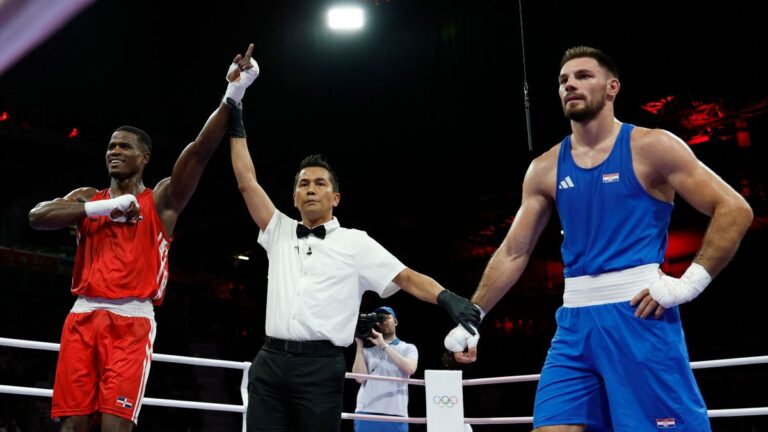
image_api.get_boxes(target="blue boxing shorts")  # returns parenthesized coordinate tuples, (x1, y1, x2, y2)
(533, 301, 710, 431)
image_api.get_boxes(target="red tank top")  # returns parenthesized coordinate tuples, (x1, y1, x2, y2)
(71, 188, 172, 305)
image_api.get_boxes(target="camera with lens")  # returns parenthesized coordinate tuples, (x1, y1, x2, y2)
(355, 312, 386, 347)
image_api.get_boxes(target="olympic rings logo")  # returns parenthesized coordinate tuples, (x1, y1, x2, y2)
(432, 395, 459, 408)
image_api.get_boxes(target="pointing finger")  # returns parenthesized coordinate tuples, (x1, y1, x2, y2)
(244, 43, 254, 61)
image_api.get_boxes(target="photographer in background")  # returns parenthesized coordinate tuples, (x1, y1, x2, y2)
(352, 307, 418, 432)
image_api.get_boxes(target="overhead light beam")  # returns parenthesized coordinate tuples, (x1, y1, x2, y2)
(327, 6, 364, 31)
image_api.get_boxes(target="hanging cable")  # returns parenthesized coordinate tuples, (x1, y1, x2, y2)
(517, 0, 533, 151)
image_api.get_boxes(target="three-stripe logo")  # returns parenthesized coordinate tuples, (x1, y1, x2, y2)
(558, 176, 575, 189)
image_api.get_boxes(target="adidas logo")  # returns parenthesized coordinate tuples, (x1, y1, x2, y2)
(558, 176, 575, 189)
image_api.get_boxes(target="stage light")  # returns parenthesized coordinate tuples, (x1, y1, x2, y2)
(327, 6, 364, 31)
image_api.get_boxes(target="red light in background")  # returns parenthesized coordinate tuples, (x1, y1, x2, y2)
(681, 102, 724, 129)
(503, 318, 513, 335)
(735, 119, 751, 148)
(640, 96, 675, 115)
(663, 230, 704, 277)
(68, 128, 78, 139)
(666, 230, 703, 259)
(687, 133, 710, 145)
(0, 111, 8, 121)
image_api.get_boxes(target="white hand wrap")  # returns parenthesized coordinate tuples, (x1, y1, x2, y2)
(224, 58, 260, 104)
(476, 304, 486, 321)
(648, 263, 712, 308)
(444, 324, 479, 352)
(84, 194, 138, 222)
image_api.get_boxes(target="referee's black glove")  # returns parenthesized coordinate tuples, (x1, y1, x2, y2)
(225, 97, 247, 138)
(437, 290, 481, 335)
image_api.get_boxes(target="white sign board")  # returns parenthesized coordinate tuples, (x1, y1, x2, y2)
(425, 369, 465, 432)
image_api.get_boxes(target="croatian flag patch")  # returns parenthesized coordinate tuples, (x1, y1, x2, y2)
(656, 417, 676, 428)
(602, 172, 620, 183)
(116, 396, 134, 409)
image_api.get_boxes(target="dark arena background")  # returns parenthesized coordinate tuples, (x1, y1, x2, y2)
(2, 0, 767, 431)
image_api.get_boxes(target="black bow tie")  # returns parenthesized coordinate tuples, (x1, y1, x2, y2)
(296, 224, 326, 239)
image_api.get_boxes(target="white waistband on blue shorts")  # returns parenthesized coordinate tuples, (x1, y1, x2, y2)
(71, 295, 155, 319)
(562, 263, 661, 307)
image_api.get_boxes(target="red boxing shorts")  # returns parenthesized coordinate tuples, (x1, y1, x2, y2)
(51, 309, 156, 423)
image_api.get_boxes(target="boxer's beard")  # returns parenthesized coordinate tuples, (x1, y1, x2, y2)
(563, 94, 607, 122)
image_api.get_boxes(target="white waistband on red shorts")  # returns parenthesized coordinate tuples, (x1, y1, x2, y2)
(71, 295, 155, 319)
(563, 263, 661, 307)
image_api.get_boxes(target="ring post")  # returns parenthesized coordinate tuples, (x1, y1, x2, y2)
(425, 369, 464, 431)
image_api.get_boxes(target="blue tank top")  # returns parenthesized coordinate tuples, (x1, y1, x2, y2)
(555, 123, 673, 277)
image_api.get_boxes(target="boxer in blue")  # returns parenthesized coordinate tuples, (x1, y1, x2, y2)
(443, 46, 753, 431)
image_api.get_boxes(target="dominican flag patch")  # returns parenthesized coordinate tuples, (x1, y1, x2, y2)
(602, 172, 620, 183)
(116, 396, 134, 409)
(656, 417, 676, 428)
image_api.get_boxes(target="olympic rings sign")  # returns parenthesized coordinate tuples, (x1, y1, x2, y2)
(432, 395, 459, 408)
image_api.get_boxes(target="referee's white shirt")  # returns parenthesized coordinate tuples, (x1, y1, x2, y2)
(258, 210, 406, 347)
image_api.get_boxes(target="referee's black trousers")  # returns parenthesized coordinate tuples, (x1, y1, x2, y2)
(246, 340, 346, 432)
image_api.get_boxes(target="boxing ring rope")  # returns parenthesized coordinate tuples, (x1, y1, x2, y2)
(1, 336, 252, 431)
(2, 337, 768, 429)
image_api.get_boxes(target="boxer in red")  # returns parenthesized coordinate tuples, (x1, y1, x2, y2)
(28, 43, 259, 432)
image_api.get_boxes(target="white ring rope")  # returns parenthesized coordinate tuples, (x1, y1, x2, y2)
(345, 373, 424, 385)
(341, 413, 426, 424)
(690, 355, 768, 369)
(2, 336, 767, 427)
(462, 374, 541, 385)
(0, 384, 245, 413)
(1, 336, 252, 432)
(0, 337, 251, 370)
